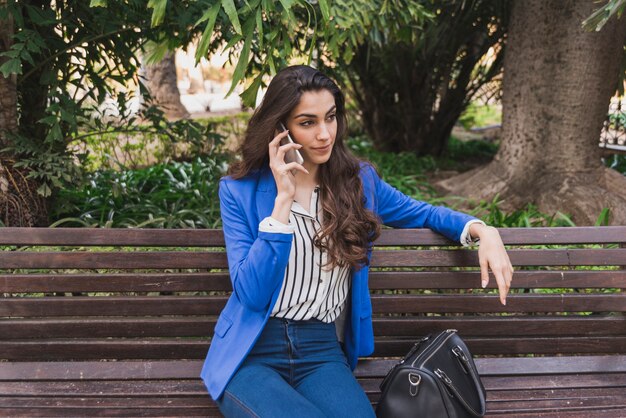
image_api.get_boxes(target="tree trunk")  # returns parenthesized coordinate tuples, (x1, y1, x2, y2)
(0, 9, 17, 146)
(437, 0, 626, 225)
(0, 4, 48, 226)
(143, 52, 190, 120)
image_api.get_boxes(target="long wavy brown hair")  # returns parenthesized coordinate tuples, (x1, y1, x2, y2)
(229, 65, 381, 270)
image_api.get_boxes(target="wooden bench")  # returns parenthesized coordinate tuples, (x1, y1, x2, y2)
(1, 226, 625, 417)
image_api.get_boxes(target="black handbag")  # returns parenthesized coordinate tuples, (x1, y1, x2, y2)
(376, 329, 486, 418)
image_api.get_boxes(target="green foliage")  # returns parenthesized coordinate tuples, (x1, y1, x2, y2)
(605, 154, 626, 175)
(52, 156, 228, 228)
(332, 0, 509, 156)
(348, 136, 438, 201)
(0, 1, 217, 197)
(458, 103, 502, 130)
(467, 195, 577, 228)
(583, 0, 626, 31)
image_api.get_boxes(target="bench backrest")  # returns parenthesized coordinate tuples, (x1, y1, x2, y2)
(1, 226, 625, 362)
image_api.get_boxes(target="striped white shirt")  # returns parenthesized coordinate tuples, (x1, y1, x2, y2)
(259, 186, 351, 324)
(257, 186, 484, 330)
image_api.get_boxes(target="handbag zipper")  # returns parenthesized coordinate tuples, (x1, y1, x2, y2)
(411, 329, 457, 368)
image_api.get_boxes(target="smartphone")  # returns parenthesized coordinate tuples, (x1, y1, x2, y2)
(278, 123, 304, 165)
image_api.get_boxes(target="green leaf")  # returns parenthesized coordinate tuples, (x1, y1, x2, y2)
(37, 183, 52, 197)
(227, 18, 255, 96)
(318, 0, 330, 21)
(256, 7, 263, 50)
(278, 0, 295, 10)
(148, 0, 168, 27)
(0, 59, 22, 77)
(89, 0, 108, 7)
(240, 74, 262, 108)
(195, 1, 222, 62)
(222, 0, 242, 35)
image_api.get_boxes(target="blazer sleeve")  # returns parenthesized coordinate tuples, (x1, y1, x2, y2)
(219, 179, 293, 312)
(364, 164, 478, 243)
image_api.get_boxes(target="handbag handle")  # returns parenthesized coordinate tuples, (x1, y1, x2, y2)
(435, 357, 486, 417)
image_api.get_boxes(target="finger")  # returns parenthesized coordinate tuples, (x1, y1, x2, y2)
(268, 131, 291, 161)
(480, 258, 489, 288)
(275, 142, 303, 162)
(494, 270, 508, 306)
(283, 161, 309, 175)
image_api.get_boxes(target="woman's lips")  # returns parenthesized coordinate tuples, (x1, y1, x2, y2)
(311, 144, 332, 153)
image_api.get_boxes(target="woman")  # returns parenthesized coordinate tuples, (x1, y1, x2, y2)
(201, 65, 513, 417)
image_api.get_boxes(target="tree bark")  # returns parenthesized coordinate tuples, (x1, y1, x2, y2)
(0, 9, 17, 146)
(0, 3, 48, 226)
(143, 52, 190, 120)
(437, 0, 626, 225)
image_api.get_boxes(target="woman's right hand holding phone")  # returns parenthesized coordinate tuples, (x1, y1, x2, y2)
(268, 130, 309, 224)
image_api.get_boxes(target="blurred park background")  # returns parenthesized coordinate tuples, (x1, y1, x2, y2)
(1, 0, 626, 229)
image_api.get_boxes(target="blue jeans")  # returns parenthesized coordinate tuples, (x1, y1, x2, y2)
(216, 317, 375, 418)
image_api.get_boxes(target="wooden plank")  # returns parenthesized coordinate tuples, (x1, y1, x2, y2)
(1, 226, 624, 247)
(4, 316, 623, 339)
(374, 226, 626, 246)
(485, 410, 626, 418)
(2, 336, 625, 360)
(0, 381, 206, 396)
(355, 357, 626, 378)
(0, 273, 232, 293)
(371, 293, 626, 313)
(0, 318, 216, 339)
(0, 228, 225, 247)
(485, 397, 626, 414)
(486, 387, 626, 401)
(0, 406, 219, 417)
(370, 249, 626, 267)
(0, 339, 210, 360)
(2, 293, 623, 318)
(371, 316, 626, 338)
(0, 360, 205, 380)
(1, 248, 624, 270)
(2, 356, 623, 381)
(2, 270, 623, 294)
(372, 337, 626, 357)
(0, 296, 226, 317)
(0, 251, 228, 269)
(368, 270, 626, 289)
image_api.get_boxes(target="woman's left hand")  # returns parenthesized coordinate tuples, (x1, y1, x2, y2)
(469, 223, 514, 306)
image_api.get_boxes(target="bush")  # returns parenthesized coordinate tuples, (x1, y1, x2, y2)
(51, 156, 228, 228)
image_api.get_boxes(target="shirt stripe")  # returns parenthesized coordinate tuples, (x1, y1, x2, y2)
(270, 186, 350, 324)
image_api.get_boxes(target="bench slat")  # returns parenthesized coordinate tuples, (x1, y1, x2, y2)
(1, 357, 624, 381)
(2, 270, 624, 293)
(0, 251, 228, 269)
(375, 226, 626, 246)
(370, 248, 626, 267)
(0, 273, 231, 293)
(2, 316, 624, 339)
(2, 294, 624, 317)
(1, 248, 624, 269)
(372, 293, 626, 313)
(0, 228, 225, 247)
(1, 336, 624, 360)
(2, 226, 625, 247)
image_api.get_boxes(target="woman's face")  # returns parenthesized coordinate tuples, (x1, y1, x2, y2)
(285, 89, 337, 169)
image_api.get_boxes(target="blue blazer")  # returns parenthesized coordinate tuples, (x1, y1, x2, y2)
(200, 162, 476, 400)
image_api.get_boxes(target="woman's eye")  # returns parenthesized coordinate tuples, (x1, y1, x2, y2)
(300, 120, 313, 126)
(327, 114, 336, 121)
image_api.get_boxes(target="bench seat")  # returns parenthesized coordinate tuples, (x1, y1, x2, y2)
(1, 357, 625, 417)
(1, 226, 624, 417)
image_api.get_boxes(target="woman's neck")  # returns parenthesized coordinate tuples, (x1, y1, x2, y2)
(294, 162, 319, 188)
